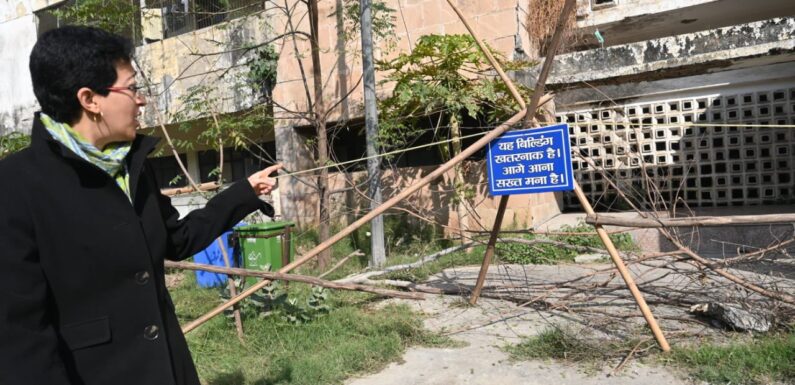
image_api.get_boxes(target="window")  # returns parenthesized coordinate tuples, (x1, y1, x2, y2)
(150, 154, 188, 189)
(142, 0, 264, 41)
(591, 0, 617, 9)
(198, 143, 276, 183)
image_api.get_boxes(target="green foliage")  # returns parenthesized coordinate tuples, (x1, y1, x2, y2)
(247, 45, 279, 97)
(377, 34, 535, 151)
(52, 0, 137, 34)
(340, 0, 396, 51)
(0, 132, 30, 159)
(235, 282, 331, 324)
(498, 222, 636, 265)
(170, 273, 455, 385)
(667, 332, 795, 385)
(171, 83, 272, 183)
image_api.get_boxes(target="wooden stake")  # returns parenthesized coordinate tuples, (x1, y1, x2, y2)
(450, 0, 671, 352)
(216, 237, 244, 342)
(467, 0, 574, 305)
(469, 196, 509, 304)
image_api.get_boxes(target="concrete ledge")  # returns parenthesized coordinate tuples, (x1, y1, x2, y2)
(534, 17, 795, 86)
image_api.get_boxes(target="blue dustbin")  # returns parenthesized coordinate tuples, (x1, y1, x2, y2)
(192, 223, 244, 288)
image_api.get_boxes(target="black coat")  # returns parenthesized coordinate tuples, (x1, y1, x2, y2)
(0, 113, 273, 385)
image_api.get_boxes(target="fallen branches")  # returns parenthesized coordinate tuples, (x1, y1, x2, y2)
(165, 261, 424, 300)
(337, 242, 476, 283)
(318, 250, 364, 279)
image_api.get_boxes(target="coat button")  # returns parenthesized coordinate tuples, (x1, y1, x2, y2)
(144, 325, 159, 340)
(135, 271, 150, 285)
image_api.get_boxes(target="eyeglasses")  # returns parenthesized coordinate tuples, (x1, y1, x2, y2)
(106, 84, 149, 98)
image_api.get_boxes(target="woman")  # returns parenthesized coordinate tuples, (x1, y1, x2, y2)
(0, 26, 280, 385)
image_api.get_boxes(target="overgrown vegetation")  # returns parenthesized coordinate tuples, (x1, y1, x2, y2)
(667, 332, 795, 385)
(51, 0, 138, 35)
(0, 132, 30, 159)
(498, 222, 636, 265)
(171, 273, 456, 385)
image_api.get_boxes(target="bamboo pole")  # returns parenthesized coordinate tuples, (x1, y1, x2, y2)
(586, 213, 795, 228)
(165, 261, 424, 300)
(446, 0, 670, 351)
(466, 0, 573, 305)
(572, 186, 671, 351)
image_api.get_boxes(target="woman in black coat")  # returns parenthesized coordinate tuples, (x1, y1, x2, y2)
(0, 26, 280, 385)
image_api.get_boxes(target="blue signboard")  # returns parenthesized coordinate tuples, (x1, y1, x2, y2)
(486, 123, 574, 196)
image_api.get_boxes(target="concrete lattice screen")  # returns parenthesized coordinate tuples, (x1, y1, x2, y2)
(558, 85, 795, 210)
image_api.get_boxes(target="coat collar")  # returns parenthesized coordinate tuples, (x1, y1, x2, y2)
(31, 112, 161, 200)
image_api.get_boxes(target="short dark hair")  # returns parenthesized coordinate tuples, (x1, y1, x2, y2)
(29, 26, 134, 124)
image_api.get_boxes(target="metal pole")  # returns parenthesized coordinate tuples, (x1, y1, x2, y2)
(361, 0, 386, 268)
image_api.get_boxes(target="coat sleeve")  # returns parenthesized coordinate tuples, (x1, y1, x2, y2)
(0, 180, 72, 384)
(155, 176, 275, 261)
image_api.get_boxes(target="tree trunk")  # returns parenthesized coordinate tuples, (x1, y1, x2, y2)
(361, 0, 387, 268)
(449, 114, 468, 247)
(309, 0, 331, 270)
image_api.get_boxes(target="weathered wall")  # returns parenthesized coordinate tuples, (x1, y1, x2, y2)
(542, 17, 795, 86)
(268, 0, 527, 128)
(0, 0, 67, 134)
(135, 12, 273, 128)
(0, 14, 39, 134)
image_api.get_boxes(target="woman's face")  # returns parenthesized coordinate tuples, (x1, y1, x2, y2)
(94, 61, 146, 145)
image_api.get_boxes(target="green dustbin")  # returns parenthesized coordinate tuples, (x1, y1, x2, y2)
(233, 221, 295, 287)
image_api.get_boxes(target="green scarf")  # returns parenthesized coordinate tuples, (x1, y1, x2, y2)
(40, 113, 133, 201)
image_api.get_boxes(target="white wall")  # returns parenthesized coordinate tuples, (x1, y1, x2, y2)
(0, 14, 39, 134)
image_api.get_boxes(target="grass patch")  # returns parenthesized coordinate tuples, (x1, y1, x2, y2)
(504, 325, 620, 363)
(666, 332, 795, 385)
(170, 273, 456, 385)
(508, 324, 795, 385)
(498, 222, 636, 265)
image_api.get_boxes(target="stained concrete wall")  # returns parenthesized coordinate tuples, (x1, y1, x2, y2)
(572, 0, 795, 50)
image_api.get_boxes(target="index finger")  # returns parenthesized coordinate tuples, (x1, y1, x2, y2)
(262, 163, 283, 177)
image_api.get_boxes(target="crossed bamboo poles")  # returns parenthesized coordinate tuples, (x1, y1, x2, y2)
(180, 0, 671, 353)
